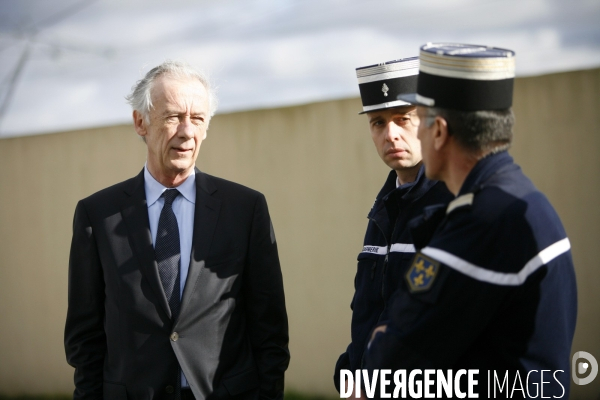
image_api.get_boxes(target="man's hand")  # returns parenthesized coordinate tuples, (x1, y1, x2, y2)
(368, 324, 387, 347)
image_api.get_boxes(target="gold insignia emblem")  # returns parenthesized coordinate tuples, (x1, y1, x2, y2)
(382, 83, 389, 97)
(406, 253, 440, 292)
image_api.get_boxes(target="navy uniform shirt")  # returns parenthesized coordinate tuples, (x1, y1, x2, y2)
(364, 152, 577, 398)
(334, 166, 452, 391)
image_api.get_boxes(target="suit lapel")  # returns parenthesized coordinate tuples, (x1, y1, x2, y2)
(180, 169, 221, 317)
(120, 169, 172, 319)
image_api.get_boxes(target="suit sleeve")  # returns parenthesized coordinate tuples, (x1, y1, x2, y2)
(64, 200, 106, 400)
(244, 194, 290, 400)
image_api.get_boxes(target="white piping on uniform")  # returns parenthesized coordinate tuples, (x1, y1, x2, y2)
(420, 238, 571, 286)
(390, 243, 416, 253)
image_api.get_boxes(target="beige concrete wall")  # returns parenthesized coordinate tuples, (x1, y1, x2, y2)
(0, 68, 598, 398)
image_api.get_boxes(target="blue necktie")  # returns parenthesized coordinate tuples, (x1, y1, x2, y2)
(155, 189, 182, 398)
(156, 189, 182, 320)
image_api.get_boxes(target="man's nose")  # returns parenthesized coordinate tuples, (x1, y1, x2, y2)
(385, 121, 401, 141)
(178, 117, 195, 139)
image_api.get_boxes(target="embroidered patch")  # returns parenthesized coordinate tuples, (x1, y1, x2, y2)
(406, 253, 440, 292)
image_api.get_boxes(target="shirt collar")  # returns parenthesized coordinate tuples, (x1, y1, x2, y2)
(144, 164, 196, 207)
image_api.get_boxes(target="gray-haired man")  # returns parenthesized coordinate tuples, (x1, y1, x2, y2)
(65, 61, 290, 400)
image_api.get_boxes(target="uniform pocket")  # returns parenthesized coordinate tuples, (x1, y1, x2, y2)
(353, 253, 384, 313)
(356, 253, 380, 282)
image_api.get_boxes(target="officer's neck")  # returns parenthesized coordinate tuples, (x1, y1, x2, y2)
(443, 148, 480, 196)
(395, 161, 422, 186)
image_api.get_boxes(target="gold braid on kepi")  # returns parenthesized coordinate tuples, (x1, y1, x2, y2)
(398, 43, 516, 111)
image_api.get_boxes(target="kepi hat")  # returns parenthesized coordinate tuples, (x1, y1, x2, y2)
(356, 56, 419, 114)
(398, 43, 515, 111)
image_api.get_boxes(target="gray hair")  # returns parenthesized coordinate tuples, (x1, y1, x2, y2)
(126, 60, 218, 122)
(425, 107, 515, 153)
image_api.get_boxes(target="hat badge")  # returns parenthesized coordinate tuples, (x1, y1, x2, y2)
(381, 83, 389, 97)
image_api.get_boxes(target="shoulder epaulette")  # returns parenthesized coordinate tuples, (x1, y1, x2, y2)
(446, 193, 474, 214)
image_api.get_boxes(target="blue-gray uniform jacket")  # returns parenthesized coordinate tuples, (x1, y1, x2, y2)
(365, 152, 577, 398)
(334, 166, 452, 392)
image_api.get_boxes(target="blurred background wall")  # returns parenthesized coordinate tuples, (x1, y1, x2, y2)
(0, 67, 598, 399)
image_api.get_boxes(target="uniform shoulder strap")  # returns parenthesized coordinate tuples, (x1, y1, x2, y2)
(446, 193, 474, 214)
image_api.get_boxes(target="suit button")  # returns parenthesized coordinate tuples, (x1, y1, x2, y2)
(170, 332, 179, 341)
(165, 385, 174, 394)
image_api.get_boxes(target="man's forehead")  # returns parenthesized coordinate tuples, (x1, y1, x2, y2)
(151, 75, 205, 96)
(150, 76, 207, 106)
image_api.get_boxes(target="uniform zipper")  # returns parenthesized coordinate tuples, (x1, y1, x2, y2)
(361, 217, 390, 368)
(381, 254, 389, 297)
(361, 200, 403, 367)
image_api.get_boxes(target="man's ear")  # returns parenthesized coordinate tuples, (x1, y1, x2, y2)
(133, 110, 147, 138)
(433, 116, 450, 151)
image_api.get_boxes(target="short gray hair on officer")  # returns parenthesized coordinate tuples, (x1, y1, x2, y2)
(126, 60, 218, 123)
(425, 107, 515, 153)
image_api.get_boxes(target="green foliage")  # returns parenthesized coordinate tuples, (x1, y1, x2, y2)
(285, 390, 338, 400)
(0, 396, 71, 400)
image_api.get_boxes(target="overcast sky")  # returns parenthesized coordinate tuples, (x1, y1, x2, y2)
(1, 0, 599, 137)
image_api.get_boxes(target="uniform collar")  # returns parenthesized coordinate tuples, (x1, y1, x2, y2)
(458, 151, 513, 196)
(369, 164, 437, 217)
(144, 164, 196, 207)
(376, 165, 423, 201)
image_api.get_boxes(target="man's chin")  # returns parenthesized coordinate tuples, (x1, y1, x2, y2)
(167, 161, 195, 175)
(387, 161, 415, 171)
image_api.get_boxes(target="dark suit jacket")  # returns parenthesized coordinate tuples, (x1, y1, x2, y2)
(64, 168, 290, 400)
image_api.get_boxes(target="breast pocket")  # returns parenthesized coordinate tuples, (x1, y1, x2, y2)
(356, 254, 378, 283)
(356, 240, 388, 281)
(383, 250, 417, 299)
(204, 240, 242, 279)
(352, 253, 384, 312)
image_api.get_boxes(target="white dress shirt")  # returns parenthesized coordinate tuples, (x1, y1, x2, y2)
(144, 165, 195, 388)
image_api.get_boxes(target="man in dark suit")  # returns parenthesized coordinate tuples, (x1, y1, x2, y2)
(64, 61, 290, 400)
